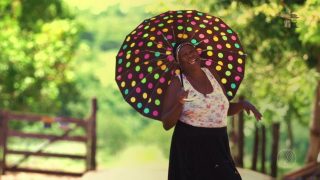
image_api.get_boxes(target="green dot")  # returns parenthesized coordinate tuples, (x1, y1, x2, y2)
(124, 89, 129, 95)
(222, 36, 228, 41)
(187, 27, 192, 31)
(155, 99, 160, 106)
(144, 108, 150, 114)
(122, 45, 127, 50)
(227, 29, 233, 33)
(155, 52, 161, 57)
(164, 16, 169, 19)
(154, 73, 160, 79)
(126, 50, 131, 54)
(126, 62, 131, 68)
(207, 46, 213, 50)
(118, 59, 123, 64)
(158, 23, 164, 27)
(231, 83, 236, 89)
(144, 26, 149, 30)
(218, 53, 224, 58)
(148, 67, 153, 72)
(143, 33, 149, 38)
(197, 12, 203, 16)
(191, 39, 197, 44)
(135, 66, 141, 72)
(178, 26, 183, 30)
(228, 64, 233, 69)
(235, 43, 240, 48)
(147, 42, 153, 47)
(226, 71, 231, 76)
(200, 24, 206, 28)
(227, 91, 233, 96)
(141, 78, 146, 84)
(137, 103, 142, 109)
(171, 42, 176, 47)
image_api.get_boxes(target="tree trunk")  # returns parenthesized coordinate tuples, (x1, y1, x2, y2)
(251, 123, 259, 171)
(260, 124, 266, 174)
(271, 122, 280, 178)
(306, 56, 320, 163)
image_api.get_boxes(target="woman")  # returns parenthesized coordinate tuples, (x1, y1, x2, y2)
(161, 42, 262, 180)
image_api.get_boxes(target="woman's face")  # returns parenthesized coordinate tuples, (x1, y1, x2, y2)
(178, 44, 201, 72)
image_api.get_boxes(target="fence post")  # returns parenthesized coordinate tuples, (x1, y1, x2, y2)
(251, 123, 259, 171)
(86, 98, 97, 171)
(0, 111, 8, 175)
(260, 124, 266, 173)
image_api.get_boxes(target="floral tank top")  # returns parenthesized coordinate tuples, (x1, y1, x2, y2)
(177, 68, 230, 128)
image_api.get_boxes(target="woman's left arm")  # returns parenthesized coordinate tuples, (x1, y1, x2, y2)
(227, 100, 263, 121)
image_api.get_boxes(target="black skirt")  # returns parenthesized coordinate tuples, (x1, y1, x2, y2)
(168, 120, 242, 180)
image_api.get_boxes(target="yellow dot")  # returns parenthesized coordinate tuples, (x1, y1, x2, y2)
(150, 36, 155, 41)
(221, 78, 227, 84)
(166, 50, 172, 55)
(130, 43, 135, 47)
(213, 36, 219, 42)
(175, 69, 180, 75)
(157, 44, 163, 48)
(131, 81, 136, 87)
(148, 98, 152, 103)
(195, 17, 200, 20)
(151, 18, 156, 20)
(167, 20, 173, 23)
(216, 65, 222, 71)
(157, 60, 163, 66)
(220, 32, 226, 36)
(206, 15, 212, 19)
(215, 18, 220, 22)
(226, 43, 231, 48)
(218, 61, 223, 66)
(183, 34, 188, 39)
(121, 81, 126, 87)
(207, 51, 213, 56)
(239, 51, 244, 55)
(207, 30, 212, 34)
(130, 97, 136, 103)
(126, 54, 131, 59)
(161, 64, 167, 70)
(126, 36, 131, 42)
(177, 34, 183, 38)
(131, 30, 136, 35)
(162, 28, 168, 32)
(143, 93, 148, 99)
(134, 57, 140, 63)
(150, 27, 156, 31)
(168, 80, 171, 85)
(157, 88, 163, 94)
(238, 58, 243, 64)
(144, 61, 149, 65)
(177, 15, 183, 18)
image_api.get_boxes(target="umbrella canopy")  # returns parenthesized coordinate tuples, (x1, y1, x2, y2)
(115, 10, 246, 120)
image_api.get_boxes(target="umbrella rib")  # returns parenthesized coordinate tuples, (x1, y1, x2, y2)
(123, 61, 174, 102)
(170, 25, 177, 44)
(140, 50, 167, 55)
(200, 49, 248, 56)
(158, 29, 174, 50)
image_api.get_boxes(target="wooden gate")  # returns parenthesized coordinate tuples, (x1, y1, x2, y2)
(0, 98, 97, 177)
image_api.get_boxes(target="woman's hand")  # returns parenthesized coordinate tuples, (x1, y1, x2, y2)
(241, 100, 262, 121)
(177, 89, 189, 104)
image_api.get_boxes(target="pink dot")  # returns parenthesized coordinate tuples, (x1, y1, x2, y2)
(128, 73, 133, 79)
(118, 52, 123, 57)
(155, 20, 160, 23)
(205, 60, 212, 66)
(235, 76, 241, 81)
(160, 13, 165, 17)
(138, 25, 143, 29)
(237, 67, 243, 72)
(228, 55, 234, 61)
(133, 36, 138, 40)
(134, 49, 140, 55)
(220, 23, 226, 28)
(117, 67, 123, 73)
(191, 21, 196, 25)
(144, 54, 150, 59)
(187, 14, 192, 18)
(217, 44, 222, 49)
(139, 73, 144, 79)
(153, 111, 159, 116)
(157, 31, 162, 35)
(159, 77, 165, 83)
(167, 55, 174, 62)
(137, 32, 143, 36)
(136, 87, 141, 93)
(148, 83, 153, 89)
(204, 39, 209, 43)
(167, 35, 173, 39)
(177, 19, 183, 23)
(138, 42, 144, 47)
(231, 35, 237, 41)
(199, 34, 205, 39)
(116, 75, 122, 81)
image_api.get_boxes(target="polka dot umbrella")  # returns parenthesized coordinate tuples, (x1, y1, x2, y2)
(115, 10, 246, 121)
